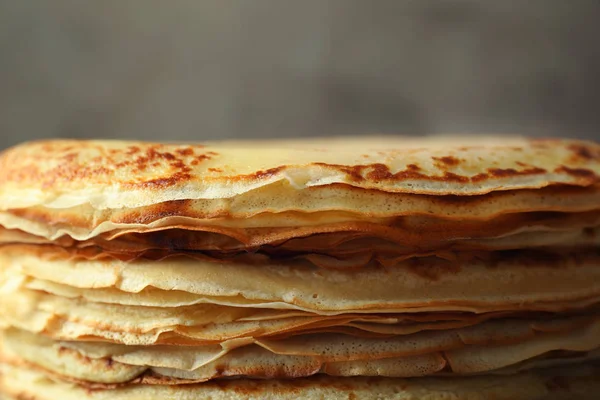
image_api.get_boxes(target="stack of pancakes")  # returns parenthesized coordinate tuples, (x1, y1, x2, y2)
(0, 137, 599, 399)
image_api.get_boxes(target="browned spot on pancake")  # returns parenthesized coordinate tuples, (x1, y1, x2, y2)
(397, 166, 464, 182)
(363, 164, 392, 181)
(39, 163, 112, 189)
(311, 163, 472, 183)
(470, 173, 489, 182)
(555, 166, 597, 179)
(191, 154, 209, 165)
(568, 144, 598, 161)
(122, 146, 212, 187)
(7, 142, 220, 190)
(488, 167, 547, 178)
(442, 172, 469, 183)
(470, 166, 547, 182)
(126, 145, 141, 155)
(432, 156, 461, 168)
(135, 171, 192, 189)
(208, 167, 223, 173)
(144, 147, 175, 162)
(175, 147, 194, 157)
(238, 166, 286, 181)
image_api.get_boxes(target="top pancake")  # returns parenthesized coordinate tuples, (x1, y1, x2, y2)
(0, 137, 598, 243)
(0, 137, 598, 209)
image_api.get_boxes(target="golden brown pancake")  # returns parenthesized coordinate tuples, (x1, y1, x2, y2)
(0, 138, 598, 242)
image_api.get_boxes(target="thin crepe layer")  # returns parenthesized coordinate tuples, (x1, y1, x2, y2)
(3, 227, 600, 268)
(4, 280, 596, 345)
(3, 362, 600, 400)
(2, 245, 600, 314)
(0, 138, 598, 211)
(2, 182, 600, 241)
(2, 320, 600, 384)
(1, 209, 599, 253)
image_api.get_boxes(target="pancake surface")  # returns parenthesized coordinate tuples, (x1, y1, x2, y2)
(0, 137, 599, 399)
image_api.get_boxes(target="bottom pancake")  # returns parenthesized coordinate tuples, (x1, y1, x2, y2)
(1, 362, 599, 400)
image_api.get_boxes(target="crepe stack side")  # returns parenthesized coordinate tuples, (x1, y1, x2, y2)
(0, 137, 599, 399)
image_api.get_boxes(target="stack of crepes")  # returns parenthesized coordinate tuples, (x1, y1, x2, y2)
(0, 137, 600, 400)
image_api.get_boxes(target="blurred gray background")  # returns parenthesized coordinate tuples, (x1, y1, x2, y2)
(0, 0, 598, 149)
